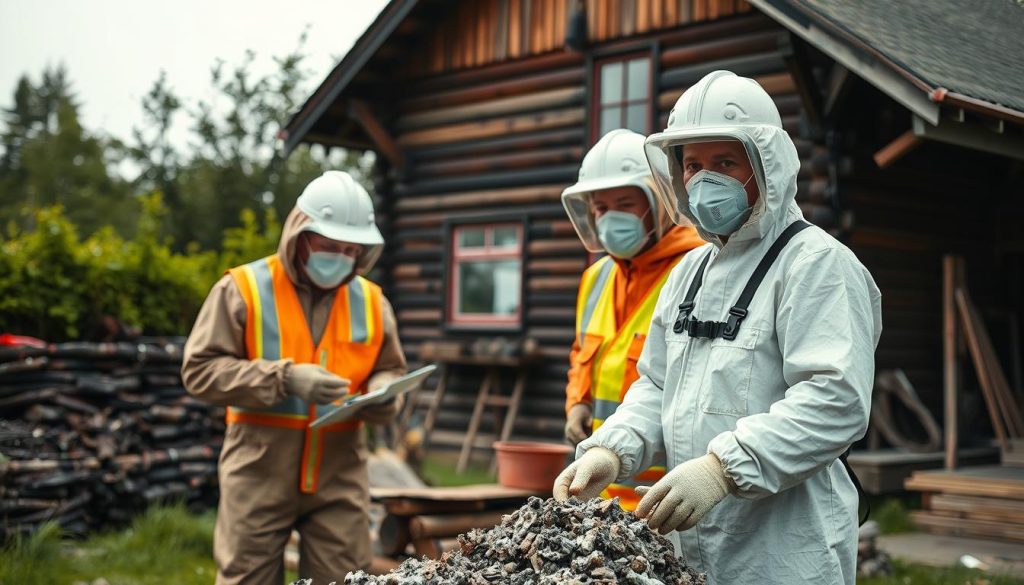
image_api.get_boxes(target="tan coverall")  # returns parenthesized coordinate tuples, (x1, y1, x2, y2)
(182, 208, 407, 584)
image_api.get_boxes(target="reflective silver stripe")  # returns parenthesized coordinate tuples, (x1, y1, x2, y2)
(593, 398, 619, 422)
(348, 278, 368, 343)
(253, 395, 307, 416)
(251, 258, 281, 360)
(578, 259, 615, 342)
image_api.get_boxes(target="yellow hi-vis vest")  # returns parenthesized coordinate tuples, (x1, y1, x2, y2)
(575, 255, 675, 510)
(227, 254, 384, 494)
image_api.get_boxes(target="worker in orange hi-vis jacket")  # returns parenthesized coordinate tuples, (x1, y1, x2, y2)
(560, 128, 704, 512)
(182, 171, 407, 584)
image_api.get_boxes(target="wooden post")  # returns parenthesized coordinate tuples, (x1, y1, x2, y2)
(943, 255, 960, 470)
(458, 368, 497, 473)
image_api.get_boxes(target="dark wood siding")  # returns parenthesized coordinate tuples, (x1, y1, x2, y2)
(403, 0, 755, 76)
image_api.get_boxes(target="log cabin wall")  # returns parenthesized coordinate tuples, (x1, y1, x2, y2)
(834, 83, 1024, 434)
(403, 0, 755, 76)
(379, 5, 839, 451)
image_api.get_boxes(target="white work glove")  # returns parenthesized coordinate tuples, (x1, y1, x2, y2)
(634, 453, 735, 534)
(564, 403, 593, 446)
(359, 395, 404, 426)
(552, 447, 621, 501)
(286, 364, 350, 405)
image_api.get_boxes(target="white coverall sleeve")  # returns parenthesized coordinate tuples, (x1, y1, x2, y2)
(708, 247, 881, 499)
(576, 273, 674, 482)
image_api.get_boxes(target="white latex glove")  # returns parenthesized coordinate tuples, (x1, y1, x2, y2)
(634, 453, 734, 534)
(552, 447, 621, 501)
(564, 403, 593, 446)
(286, 364, 350, 405)
(359, 395, 404, 425)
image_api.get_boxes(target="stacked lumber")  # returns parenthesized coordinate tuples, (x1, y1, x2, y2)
(0, 341, 224, 540)
(905, 465, 1024, 543)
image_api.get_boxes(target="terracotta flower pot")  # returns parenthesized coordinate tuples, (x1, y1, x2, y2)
(493, 441, 573, 491)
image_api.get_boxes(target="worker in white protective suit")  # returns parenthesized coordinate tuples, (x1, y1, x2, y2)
(552, 70, 882, 585)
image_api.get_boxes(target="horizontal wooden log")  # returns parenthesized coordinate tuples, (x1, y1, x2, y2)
(527, 306, 577, 323)
(398, 87, 585, 132)
(408, 510, 516, 539)
(398, 108, 585, 148)
(413, 146, 584, 180)
(399, 326, 444, 341)
(530, 220, 578, 240)
(412, 50, 584, 94)
(527, 258, 588, 275)
(394, 185, 564, 213)
(660, 30, 783, 69)
(660, 52, 786, 91)
(528, 292, 577, 306)
(396, 165, 577, 197)
(398, 308, 443, 323)
(393, 204, 567, 230)
(527, 326, 575, 342)
(658, 71, 796, 110)
(528, 276, 581, 292)
(402, 69, 585, 113)
(391, 278, 440, 294)
(528, 239, 585, 256)
(408, 127, 585, 163)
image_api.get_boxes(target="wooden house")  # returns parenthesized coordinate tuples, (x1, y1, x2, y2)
(279, 0, 1024, 472)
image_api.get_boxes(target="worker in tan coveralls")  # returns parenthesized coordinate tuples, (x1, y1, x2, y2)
(182, 170, 407, 584)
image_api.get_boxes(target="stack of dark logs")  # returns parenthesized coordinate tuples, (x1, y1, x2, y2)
(344, 497, 706, 585)
(0, 340, 224, 540)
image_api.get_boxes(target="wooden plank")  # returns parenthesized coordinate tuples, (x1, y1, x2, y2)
(708, 0, 720, 19)
(943, 256, 961, 469)
(905, 466, 1024, 500)
(414, 145, 583, 179)
(476, 0, 488, 67)
(929, 493, 1024, 525)
(398, 87, 583, 132)
(528, 258, 588, 274)
(694, 0, 707, 21)
(911, 511, 1024, 542)
(509, 0, 522, 58)
(398, 107, 583, 147)
(622, 0, 637, 35)
(637, 0, 650, 33)
(666, 0, 678, 26)
(403, 68, 584, 113)
(651, 0, 663, 29)
(555, 0, 567, 50)
(660, 31, 781, 69)
(873, 130, 922, 169)
(528, 276, 581, 291)
(409, 510, 516, 539)
(956, 289, 1013, 449)
(529, 239, 586, 256)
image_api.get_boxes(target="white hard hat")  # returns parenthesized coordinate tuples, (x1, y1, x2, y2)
(296, 170, 384, 273)
(644, 70, 780, 226)
(561, 129, 677, 253)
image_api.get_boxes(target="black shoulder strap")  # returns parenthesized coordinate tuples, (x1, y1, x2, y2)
(721, 220, 812, 340)
(673, 220, 812, 339)
(840, 448, 871, 526)
(672, 248, 714, 334)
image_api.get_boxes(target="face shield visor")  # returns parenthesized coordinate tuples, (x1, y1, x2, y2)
(643, 128, 768, 228)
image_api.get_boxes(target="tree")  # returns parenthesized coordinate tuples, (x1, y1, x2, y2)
(0, 66, 137, 236)
(131, 33, 371, 251)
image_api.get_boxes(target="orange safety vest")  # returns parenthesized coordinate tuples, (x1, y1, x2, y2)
(227, 254, 384, 493)
(575, 255, 678, 510)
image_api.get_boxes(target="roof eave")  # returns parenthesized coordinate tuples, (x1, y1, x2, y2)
(281, 0, 421, 155)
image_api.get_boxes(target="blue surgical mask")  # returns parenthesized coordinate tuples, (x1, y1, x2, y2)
(596, 209, 651, 259)
(304, 252, 355, 289)
(686, 170, 755, 235)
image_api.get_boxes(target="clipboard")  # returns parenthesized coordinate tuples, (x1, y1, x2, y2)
(310, 364, 438, 429)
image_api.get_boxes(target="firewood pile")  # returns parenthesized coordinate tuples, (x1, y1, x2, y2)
(0, 340, 224, 540)
(344, 496, 706, 585)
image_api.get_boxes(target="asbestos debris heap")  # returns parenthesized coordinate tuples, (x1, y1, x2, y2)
(346, 496, 706, 585)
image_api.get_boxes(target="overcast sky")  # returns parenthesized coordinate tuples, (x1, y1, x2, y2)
(0, 0, 389, 155)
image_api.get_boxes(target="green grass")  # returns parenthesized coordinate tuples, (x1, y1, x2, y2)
(0, 503, 218, 585)
(419, 451, 495, 487)
(871, 495, 917, 534)
(861, 560, 1024, 585)
(4, 499, 1024, 585)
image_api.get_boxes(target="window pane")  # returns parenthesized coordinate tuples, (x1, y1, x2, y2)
(627, 58, 650, 100)
(458, 260, 521, 316)
(492, 226, 520, 248)
(600, 106, 622, 138)
(458, 227, 485, 248)
(600, 62, 623, 105)
(626, 103, 648, 133)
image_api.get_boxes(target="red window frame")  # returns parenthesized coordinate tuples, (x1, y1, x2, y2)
(448, 223, 524, 327)
(591, 52, 653, 143)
